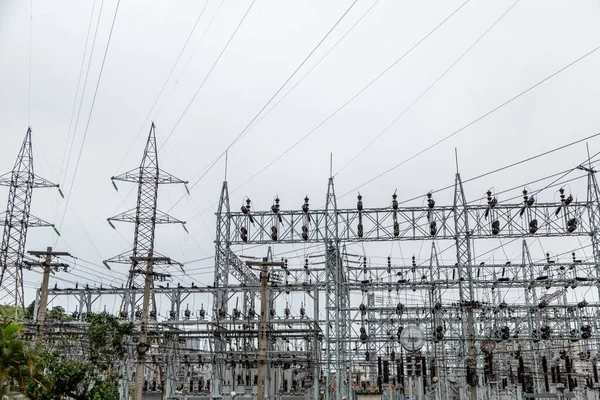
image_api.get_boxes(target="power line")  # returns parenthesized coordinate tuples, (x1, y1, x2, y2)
(176, 0, 472, 215)
(335, 0, 521, 176)
(238, 0, 381, 143)
(55, 0, 121, 243)
(166, 0, 367, 213)
(58, 0, 98, 188)
(392, 131, 600, 207)
(339, 44, 600, 199)
(159, 0, 257, 148)
(58, 0, 105, 195)
(113, 0, 212, 174)
(218, 0, 473, 198)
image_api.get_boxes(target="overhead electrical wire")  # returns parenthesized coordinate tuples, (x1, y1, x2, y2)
(392, 131, 600, 207)
(149, 0, 227, 125)
(164, 0, 367, 212)
(58, 0, 98, 188)
(339, 44, 600, 199)
(158, 0, 257, 148)
(57, 0, 105, 195)
(335, 0, 521, 176)
(238, 0, 382, 140)
(55, 0, 121, 244)
(174, 0, 472, 216)
(113, 0, 212, 174)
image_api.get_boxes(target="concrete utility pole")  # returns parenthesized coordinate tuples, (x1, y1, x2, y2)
(27, 246, 70, 337)
(246, 258, 284, 400)
(133, 254, 171, 400)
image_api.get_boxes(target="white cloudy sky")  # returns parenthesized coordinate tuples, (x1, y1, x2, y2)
(1, 0, 600, 313)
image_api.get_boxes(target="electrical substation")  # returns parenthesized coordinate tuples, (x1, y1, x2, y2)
(3, 124, 600, 400)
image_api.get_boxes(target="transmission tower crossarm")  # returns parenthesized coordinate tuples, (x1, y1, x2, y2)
(111, 168, 187, 185)
(108, 208, 185, 225)
(27, 215, 55, 228)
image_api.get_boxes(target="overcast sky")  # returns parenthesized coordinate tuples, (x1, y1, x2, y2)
(1, 0, 600, 313)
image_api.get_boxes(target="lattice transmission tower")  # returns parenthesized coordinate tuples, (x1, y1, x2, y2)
(0, 127, 59, 310)
(105, 122, 187, 319)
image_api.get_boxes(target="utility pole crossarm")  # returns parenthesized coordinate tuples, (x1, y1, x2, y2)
(28, 247, 72, 338)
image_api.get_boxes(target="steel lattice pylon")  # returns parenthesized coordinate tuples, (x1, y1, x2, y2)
(105, 123, 186, 319)
(0, 127, 57, 310)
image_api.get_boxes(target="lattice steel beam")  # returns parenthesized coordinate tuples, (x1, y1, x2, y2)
(0, 127, 58, 310)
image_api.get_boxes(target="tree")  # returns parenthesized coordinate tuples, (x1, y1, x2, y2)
(25, 312, 133, 400)
(0, 320, 48, 395)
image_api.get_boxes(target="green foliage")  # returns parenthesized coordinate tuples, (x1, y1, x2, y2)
(25, 312, 133, 400)
(46, 306, 74, 322)
(85, 312, 133, 372)
(0, 320, 48, 395)
(24, 301, 35, 320)
(25, 360, 88, 400)
(0, 305, 24, 320)
(87, 380, 120, 400)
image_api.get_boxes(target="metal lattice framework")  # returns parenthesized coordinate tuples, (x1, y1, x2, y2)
(105, 122, 187, 319)
(33, 164, 600, 400)
(0, 127, 58, 310)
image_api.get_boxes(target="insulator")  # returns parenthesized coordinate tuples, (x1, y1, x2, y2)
(357, 223, 363, 238)
(427, 193, 435, 209)
(240, 227, 248, 242)
(393, 222, 399, 237)
(529, 219, 538, 234)
(184, 309, 191, 319)
(492, 220, 500, 235)
(360, 332, 368, 343)
(271, 226, 278, 240)
(270, 308, 276, 318)
(397, 326, 404, 337)
(396, 302, 404, 314)
(357, 193, 363, 211)
(538, 300, 548, 309)
(359, 303, 366, 315)
(565, 194, 573, 205)
(169, 310, 176, 319)
(429, 221, 437, 235)
(199, 308, 206, 318)
(272, 196, 280, 213)
(149, 310, 156, 319)
(241, 205, 248, 214)
(365, 351, 370, 361)
(302, 196, 309, 213)
(392, 192, 398, 209)
(300, 306, 305, 317)
(541, 326, 551, 340)
(582, 325, 592, 339)
(567, 218, 578, 233)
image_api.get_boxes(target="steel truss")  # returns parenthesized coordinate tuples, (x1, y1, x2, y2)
(0, 128, 58, 311)
(35, 166, 600, 400)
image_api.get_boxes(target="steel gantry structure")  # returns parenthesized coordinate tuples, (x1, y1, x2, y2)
(0, 128, 60, 312)
(29, 161, 600, 400)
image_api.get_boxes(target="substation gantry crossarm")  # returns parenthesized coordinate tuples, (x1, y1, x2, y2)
(226, 202, 590, 244)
